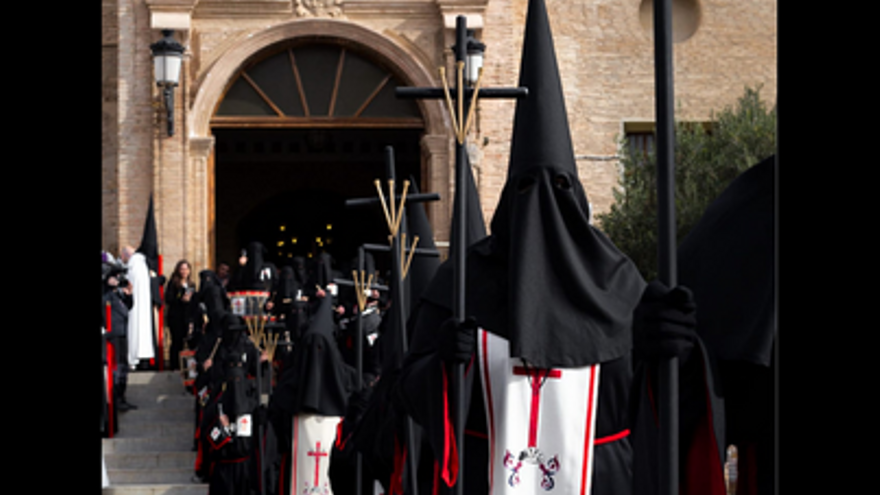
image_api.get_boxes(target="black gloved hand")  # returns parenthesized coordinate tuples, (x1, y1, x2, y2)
(634, 280, 697, 361)
(439, 316, 478, 364)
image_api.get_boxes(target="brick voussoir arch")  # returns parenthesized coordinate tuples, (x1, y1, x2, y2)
(189, 18, 446, 138)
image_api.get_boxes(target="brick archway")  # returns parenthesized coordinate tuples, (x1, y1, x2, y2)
(187, 18, 451, 270)
(190, 18, 446, 139)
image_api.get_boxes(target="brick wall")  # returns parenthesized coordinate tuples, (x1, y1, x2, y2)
(102, 0, 776, 269)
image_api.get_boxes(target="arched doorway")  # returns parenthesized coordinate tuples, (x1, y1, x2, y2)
(211, 39, 429, 271)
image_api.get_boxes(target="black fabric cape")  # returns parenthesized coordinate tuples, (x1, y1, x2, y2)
(677, 155, 776, 495)
(268, 294, 358, 495)
(344, 176, 449, 495)
(678, 155, 776, 367)
(271, 294, 357, 419)
(197, 313, 263, 494)
(396, 2, 726, 495)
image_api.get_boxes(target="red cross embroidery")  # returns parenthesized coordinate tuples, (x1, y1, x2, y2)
(307, 441, 329, 487)
(512, 366, 562, 448)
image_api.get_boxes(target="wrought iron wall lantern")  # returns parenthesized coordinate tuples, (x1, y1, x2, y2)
(150, 30, 185, 137)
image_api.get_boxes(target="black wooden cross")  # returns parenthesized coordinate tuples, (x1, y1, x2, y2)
(395, 15, 527, 495)
(342, 145, 441, 495)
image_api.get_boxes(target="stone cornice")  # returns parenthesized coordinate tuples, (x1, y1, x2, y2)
(435, 0, 488, 29)
(193, 0, 293, 18)
(344, 0, 437, 17)
(146, 0, 200, 29)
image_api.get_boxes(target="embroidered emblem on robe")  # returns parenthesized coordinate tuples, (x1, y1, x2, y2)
(478, 329, 601, 494)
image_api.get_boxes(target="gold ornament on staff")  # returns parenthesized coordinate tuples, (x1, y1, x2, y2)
(244, 293, 270, 350)
(400, 233, 420, 280)
(262, 331, 280, 363)
(373, 178, 410, 238)
(352, 269, 375, 313)
(440, 64, 484, 144)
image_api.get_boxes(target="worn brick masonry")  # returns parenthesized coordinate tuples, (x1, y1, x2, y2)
(102, 0, 776, 273)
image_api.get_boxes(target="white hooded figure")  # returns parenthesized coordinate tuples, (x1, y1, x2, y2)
(124, 250, 156, 366)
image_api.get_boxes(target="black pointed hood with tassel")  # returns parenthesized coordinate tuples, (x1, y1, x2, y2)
(423, 0, 646, 368)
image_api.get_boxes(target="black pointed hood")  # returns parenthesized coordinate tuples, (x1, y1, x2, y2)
(507, 0, 577, 179)
(449, 154, 487, 259)
(678, 155, 776, 367)
(239, 241, 272, 291)
(315, 252, 335, 289)
(273, 293, 354, 417)
(406, 177, 442, 305)
(477, 0, 646, 367)
(277, 265, 297, 300)
(137, 195, 160, 273)
(306, 292, 337, 340)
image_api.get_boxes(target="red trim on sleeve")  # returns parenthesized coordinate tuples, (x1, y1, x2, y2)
(390, 435, 408, 495)
(335, 419, 346, 450)
(441, 364, 459, 487)
(209, 432, 231, 451)
(594, 429, 631, 445)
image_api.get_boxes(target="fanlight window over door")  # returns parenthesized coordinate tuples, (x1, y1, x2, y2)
(213, 42, 423, 128)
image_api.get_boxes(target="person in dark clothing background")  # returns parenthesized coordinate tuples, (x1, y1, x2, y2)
(231, 241, 278, 293)
(165, 259, 197, 371)
(103, 259, 137, 412)
(198, 311, 269, 494)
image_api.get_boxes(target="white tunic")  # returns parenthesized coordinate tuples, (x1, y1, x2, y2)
(289, 414, 342, 495)
(126, 253, 155, 366)
(478, 329, 601, 495)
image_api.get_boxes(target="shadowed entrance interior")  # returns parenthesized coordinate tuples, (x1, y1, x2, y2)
(213, 127, 424, 273)
(209, 40, 429, 274)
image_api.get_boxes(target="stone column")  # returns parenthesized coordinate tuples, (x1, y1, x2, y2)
(187, 136, 215, 275)
(421, 133, 452, 258)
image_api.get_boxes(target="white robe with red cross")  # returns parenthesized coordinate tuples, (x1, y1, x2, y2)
(478, 329, 602, 495)
(289, 414, 342, 495)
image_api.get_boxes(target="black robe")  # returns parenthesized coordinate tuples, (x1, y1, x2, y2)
(165, 279, 197, 370)
(198, 322, 263, 495)
(394, 2, 725, 493)
(396, 253, 639, 495)
(268, 295, 358, 495)
(677, 155, 776, 495)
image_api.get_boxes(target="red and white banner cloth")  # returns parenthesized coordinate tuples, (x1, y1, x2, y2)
(478, 329, 601, 495)
(289, 414, 342, 495)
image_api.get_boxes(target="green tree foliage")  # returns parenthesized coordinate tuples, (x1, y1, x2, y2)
(597, 85, 776, 281)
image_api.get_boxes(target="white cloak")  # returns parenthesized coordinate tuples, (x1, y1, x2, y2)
(126, 253, 155, 366)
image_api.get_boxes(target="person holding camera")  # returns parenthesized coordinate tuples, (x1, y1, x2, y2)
(103, 259, 138, 412)
(165, 259, 197, 372)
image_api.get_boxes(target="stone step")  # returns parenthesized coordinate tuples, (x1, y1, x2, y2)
(105, 451, 198, 470)
(106, 467, 196, 484)
(126, 370, 188, 386)
(117, 406, 195, 424)
(119, 394, 196, 411)
(104, 437, 193, 454)
(102, 483, 208, 495)
(113, 421, 196, 439)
